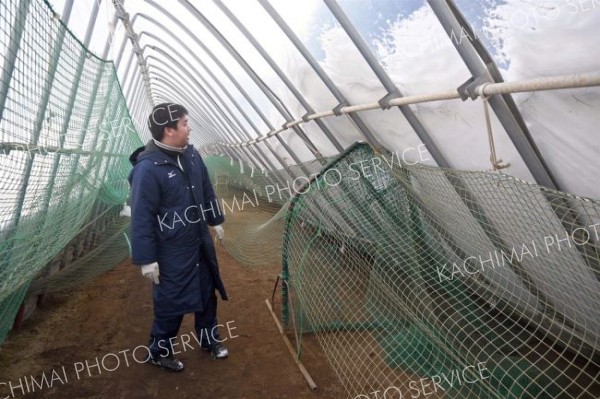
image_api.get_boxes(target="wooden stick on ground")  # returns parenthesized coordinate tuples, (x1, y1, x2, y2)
(265, 299, 318, 391)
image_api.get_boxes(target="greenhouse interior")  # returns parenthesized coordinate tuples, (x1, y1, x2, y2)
(0, 0, 599, 398)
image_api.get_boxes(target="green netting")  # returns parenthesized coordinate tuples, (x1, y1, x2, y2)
(201, 142, 600, 397)
(204, 153, 334, 267)
(280, 143, 600, 398)
(0, 0, 142, 344)
(1, 1, 599, 398)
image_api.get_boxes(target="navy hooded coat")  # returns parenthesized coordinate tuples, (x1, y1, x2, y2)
(128, 140, 227, 318)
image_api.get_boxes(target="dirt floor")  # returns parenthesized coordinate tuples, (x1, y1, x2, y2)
(0, 244, 346, 399)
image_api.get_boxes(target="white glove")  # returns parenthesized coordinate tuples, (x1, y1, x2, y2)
(141, 262, 160, 284)
(119, 204, 131, 217)
(211, 224, 225, 241)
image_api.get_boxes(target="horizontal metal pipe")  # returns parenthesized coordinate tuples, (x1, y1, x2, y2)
(218, 72, 600, 147)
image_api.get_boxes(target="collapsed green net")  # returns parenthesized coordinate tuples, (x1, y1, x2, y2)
(280, 143, 599, 398)
(203, 142, 600, 398)
(1, 1, 599, 398)
(204, 153, 330, 267)
(0, 0, 142, 344)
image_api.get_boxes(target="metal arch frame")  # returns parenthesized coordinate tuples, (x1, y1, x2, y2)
(256, 0, 383, 151)
(122, 1, 276, 145)
(143, 40, 255, 143)
(135, 0, 314, 175)
(143, 45, 251, 143)
(322, 0, 449, 168)
(321, 0, 588, 348)
(137, 34, 272, 170)
(112, 1, 154, 108)
(149, 84, 227, 151)
(427, 0, 600, 285)
(138, 42, 279, 176)
(119, 2, 283, 173)
(145, 56, 247, 145)
(175, 0, 324, 161)
(136, 1, 273, 134)
(145, 55, 272, 173)
(47, 0, 596, 358)
(111, 0, 596, 202)
(131, 14, 260, 141)
(427, 0, 558, 190)
(145, 70, 260, 167)
(117, 7, 303, 179)
(118, 0, 411, 233)
(109, 0, 598, 189)
(135, 1, 315, 173)
(213, 0, 344, 154)
(158, 2, 318, 169)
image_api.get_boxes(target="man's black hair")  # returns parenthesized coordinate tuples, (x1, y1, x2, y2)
(147, 103, 188, 141)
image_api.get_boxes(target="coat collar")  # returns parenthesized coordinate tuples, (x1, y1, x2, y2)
(130, 140, 196, 166)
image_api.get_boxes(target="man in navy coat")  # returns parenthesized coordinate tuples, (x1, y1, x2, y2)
(128, 103, 228, 371)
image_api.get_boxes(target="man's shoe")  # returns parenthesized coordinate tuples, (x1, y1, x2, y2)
(149, 355, 185, 371)
(201, 343, 229, 359)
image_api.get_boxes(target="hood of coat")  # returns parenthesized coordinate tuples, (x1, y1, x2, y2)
(129, 140, 158, 166)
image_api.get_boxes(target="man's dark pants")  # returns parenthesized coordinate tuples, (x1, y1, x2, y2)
(148, 256, 221, 359)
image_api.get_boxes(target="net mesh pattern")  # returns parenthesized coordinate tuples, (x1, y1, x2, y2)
(0, 2, 598, 398)
(0, 0, 142, 343)
(278, 143, 599, 398)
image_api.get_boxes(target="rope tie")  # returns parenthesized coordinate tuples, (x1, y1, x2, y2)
(479, 83, 510, 171)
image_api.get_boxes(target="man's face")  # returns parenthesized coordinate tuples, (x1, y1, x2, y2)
(166, 114, 191, 147)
